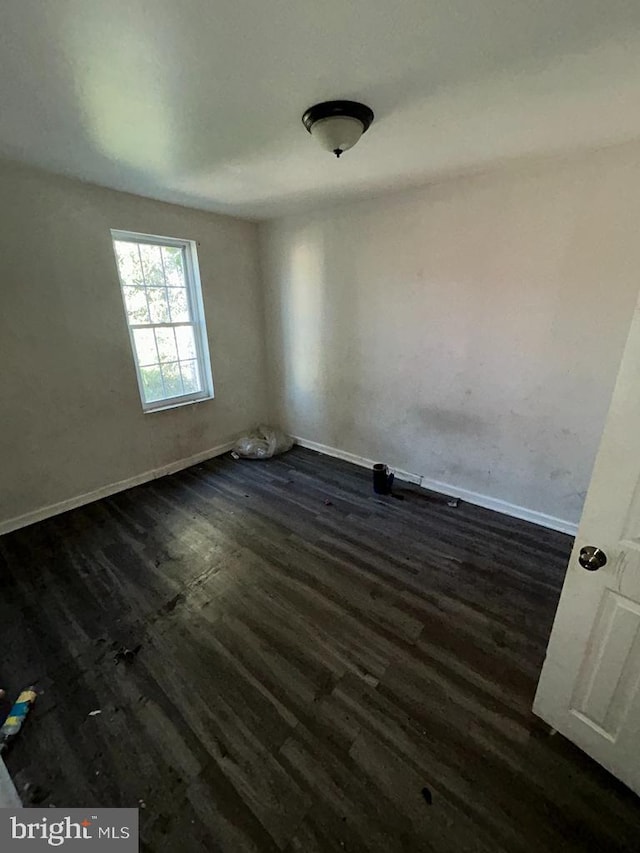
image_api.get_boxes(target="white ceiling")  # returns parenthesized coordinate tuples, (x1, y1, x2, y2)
(3, 1, 640, 219)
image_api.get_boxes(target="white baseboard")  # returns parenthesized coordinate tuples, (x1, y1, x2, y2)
(292, 436, 422, 485)
(293, 435, 578, 536)
(2, 433, 577, 539)
(0, 438, 237, 537)
(417, 474, 578, 536)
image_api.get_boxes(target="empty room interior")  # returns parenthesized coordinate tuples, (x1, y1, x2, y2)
(4, 1, 640, 850)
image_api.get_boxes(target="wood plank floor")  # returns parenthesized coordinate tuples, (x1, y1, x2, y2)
(1, 446, 639, 851)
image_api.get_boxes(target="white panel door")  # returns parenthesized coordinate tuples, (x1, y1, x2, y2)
(534, 291, 640, 794)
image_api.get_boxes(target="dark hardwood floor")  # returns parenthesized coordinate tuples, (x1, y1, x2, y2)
(1, 447, 639, 851)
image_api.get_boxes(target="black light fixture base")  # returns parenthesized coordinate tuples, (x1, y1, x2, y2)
(302, 100, 375, 135)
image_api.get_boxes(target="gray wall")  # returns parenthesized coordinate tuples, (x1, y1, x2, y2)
(5, 143, 640, 533)
(261, 144, 640, 526)
(0, 161, 267, 528)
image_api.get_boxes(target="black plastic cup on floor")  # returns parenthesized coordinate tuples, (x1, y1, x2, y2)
(373, 463, 394, 495)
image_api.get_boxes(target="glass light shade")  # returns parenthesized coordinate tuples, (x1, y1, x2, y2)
(310, 116, 365, 155)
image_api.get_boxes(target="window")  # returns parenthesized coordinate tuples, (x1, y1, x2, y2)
(111, 230, 214, 412)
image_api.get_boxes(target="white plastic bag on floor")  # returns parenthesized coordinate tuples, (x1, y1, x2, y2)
(233, 425, 293, 459)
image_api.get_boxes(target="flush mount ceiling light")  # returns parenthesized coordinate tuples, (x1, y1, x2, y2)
(302, 100, 374, 158)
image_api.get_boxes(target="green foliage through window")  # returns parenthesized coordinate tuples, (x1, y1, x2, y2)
(112, 233, 211, 409)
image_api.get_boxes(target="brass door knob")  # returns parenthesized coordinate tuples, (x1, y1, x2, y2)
(579, 546, 607, 571)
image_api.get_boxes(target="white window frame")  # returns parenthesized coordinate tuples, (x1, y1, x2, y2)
(111, 229, 214, 413)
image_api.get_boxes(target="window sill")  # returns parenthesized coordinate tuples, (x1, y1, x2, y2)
(142, 393, 214, 414)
